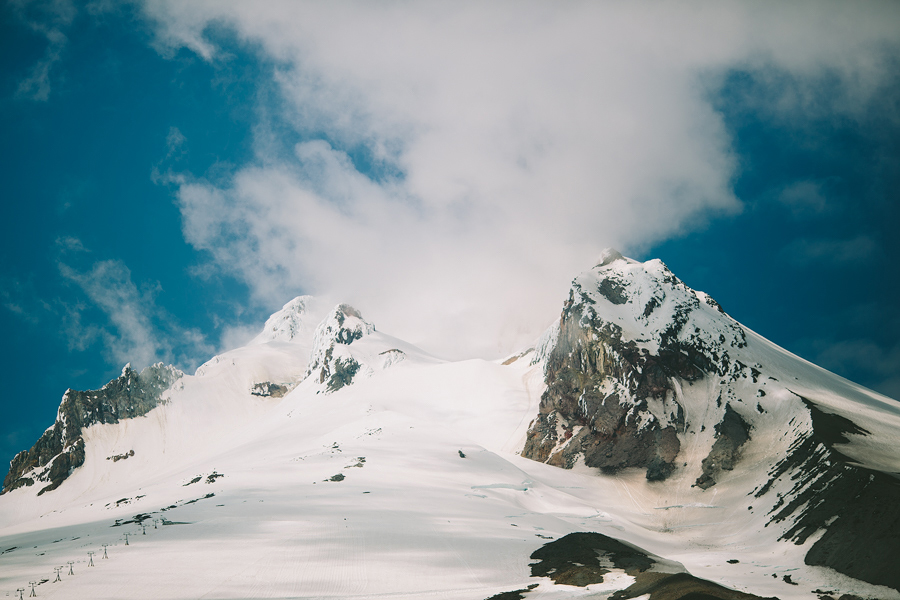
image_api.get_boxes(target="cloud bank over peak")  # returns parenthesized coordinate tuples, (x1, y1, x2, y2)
(139, 1, 900, 359)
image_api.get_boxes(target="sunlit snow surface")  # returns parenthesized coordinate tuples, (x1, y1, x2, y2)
(2, 282, 899, 599)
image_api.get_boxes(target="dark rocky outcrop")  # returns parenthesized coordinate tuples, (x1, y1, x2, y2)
(523, 283, 719, 480)
(522, 532, 776, 600)
(313, 303, 372, 347)
(523, 256, 751, 481)
(484, 584, 538, 600)
(2, 363, 182, 495)
(107, 449, 135, 462)
(250, 382, 290, 398)
(759, 395, 900, 591)
(325, 355, 361, 392)
(529, 532, 656, 586)
(305, 304, 374, 393)
(695, 404, 751, 489)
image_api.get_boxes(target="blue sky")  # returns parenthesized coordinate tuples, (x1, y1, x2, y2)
(2, 1, 899, 474)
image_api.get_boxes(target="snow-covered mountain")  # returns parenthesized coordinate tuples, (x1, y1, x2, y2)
(2, 252, 898, 600)
(523, 250, 900, 593)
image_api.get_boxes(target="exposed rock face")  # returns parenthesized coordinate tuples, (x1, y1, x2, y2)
(107, 450, 135, 462)
(2, 363, 182, 495)
(759, 395, 900, 591)
(523, 252, 745, 481)
(305, 304, 375, 392)
(250, 382, 290, 398)
(521, 532, 775, 600)
(695, 403, 751, 489)
(523, 251, 900, 592)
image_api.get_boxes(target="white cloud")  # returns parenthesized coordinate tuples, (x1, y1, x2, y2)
(56, 245, 214, 370)
(139, 1, 900, 358)
(58, 259, 167, 368)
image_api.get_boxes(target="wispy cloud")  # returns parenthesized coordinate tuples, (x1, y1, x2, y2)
(783, 235, 878, 267)
(777, 180, 831, 217)
(48, 239, 215, 370)
(2, 240, 239, 372)
(137, 1, 900, 358)
(10, 0, 77, 101)
(58, 258, 167, 368)
(789, 299, 900, 400)
(0, 276, 51, 325)
(165, 126, 186, 160)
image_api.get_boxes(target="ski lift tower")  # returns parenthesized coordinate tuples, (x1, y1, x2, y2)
(28, 582, 36, 597)
(88, 551, 94, 566)
(67, 561, 74, 576)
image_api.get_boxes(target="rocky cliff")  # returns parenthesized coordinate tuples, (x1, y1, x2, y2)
(523, 249, 900, 591)
(2, 363, 182, 495)
(523, 249, 748, 482)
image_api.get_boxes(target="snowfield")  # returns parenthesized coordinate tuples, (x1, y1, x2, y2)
(2, 259, 898, 600)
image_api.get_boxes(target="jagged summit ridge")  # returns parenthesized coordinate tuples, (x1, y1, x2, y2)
(573, 255, 744, 354)
(3, 363, 182, 495)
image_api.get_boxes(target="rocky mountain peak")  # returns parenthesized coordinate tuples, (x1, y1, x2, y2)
(313, 304, 374, 347)
(569, 255, 745, 356)
(525, 255, 750, 480)
(523, 252, 900, 591)
(303, 304, 375, 392)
